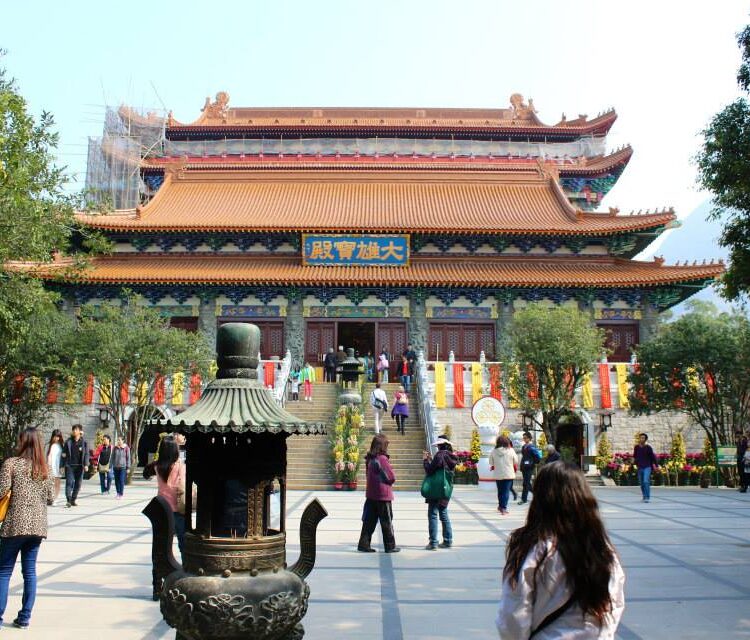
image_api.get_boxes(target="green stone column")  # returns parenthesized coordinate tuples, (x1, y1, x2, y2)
(285, 296, 304, 367)
(494, 293, 514, 358)
(408, 295, 428, 357)
(197, 293, 218, 349)
(639, 303, 659, 343)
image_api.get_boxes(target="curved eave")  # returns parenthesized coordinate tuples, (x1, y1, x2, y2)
(559, 146, 633, 177)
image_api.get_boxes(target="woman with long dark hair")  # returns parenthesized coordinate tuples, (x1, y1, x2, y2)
(0, 428, 54, 629)
(147, 435, 186, 552)
(357, 434, 399, 553)
(46, 429, 64, 505)
(489, 435, 518, 515)
(496, 462, 625, 638)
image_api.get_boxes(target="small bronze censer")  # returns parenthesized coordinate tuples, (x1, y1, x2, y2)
(144, 323, 327, 640)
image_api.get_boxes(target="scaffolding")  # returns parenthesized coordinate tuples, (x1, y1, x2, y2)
(85, 106, 166, 210)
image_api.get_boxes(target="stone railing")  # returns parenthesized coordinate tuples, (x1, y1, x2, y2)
(415, 350, 439, 455)
(274, 351, 293, 407)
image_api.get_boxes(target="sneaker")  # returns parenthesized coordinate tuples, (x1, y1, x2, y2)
(71, 501, 78, 506)
(357, 547, 376, 553)
(385, 547, 401, 553)
(517, 500, 527, 505)
(644, 499, 650, 503)
(13, 619, 29, 629)
(65, 502, 72, 508)
(425, 544, 437, 550)
(501, 509, 509, 515)
(438, 542, 452, 549)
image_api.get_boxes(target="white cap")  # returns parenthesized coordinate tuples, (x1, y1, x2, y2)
(432, 438, 454, 447)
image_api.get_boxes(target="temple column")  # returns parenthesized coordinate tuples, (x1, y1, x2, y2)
(494, 294, 514, 358)
(408, 294, 428, 357)
(198, 293, 218, 348)
(639, 303, 659, 343)
(285, 296, 304, 367)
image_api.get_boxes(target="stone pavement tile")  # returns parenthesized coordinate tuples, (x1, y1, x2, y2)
(395, 567, 500, 601)
(307, 567, 381, 601)
(303, 601, 381, 639)
(399, 602, 499, 640)
(623, 564, 746, 599)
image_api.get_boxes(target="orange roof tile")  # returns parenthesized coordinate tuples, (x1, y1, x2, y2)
(40, 255, 723, 289)
(77, 169, 674, 235)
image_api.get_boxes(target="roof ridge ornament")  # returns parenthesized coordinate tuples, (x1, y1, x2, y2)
(202, 91, 230, 122)
(509, 93, 536, 121)
(654, 255, 665, 266)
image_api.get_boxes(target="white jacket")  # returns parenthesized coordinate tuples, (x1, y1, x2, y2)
(496, 540, 625, 639)
(489, 447, 518, 480)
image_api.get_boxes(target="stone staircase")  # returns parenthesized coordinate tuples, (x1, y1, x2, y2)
(358, 382, 427, 491)
(285, 383, 339, 490)
(285, 381, 428, 492)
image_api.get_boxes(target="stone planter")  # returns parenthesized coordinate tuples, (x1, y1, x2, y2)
(333, 482, 344, 490)
(347, 482, 358, 490)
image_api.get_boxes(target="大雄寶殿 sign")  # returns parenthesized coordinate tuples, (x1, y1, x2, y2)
(302, 234, 409, 266)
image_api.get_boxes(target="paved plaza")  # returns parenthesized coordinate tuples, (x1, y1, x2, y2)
(7, 480, 750, 639)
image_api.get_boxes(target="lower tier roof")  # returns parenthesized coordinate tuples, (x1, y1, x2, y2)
(41, 255, 723, 289)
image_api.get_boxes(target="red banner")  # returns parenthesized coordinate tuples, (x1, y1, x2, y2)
(264, 362, 275, 389)
(189, 373, 202, 405)
(46, 379, 58, 404)
(527, 365, 538, 400)
(82, 374, 95, 404)
(12, 375, 24, 404)
(705, 371, 716, 396)
(598, 364, 612, 409)
(489, 364, 502, 401)
(153, 374, 166, 405)
(453, 364, 465, 408)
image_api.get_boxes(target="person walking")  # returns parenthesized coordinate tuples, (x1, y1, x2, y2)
(94, 435, 114, 495)
(423, 437, 457, 549)
(300, 361, 316, 402)
(402, 343, 417, 377)
(518, 431, 540, 505)
(0, 428, 54, 629)
(146, 436, 186, 552)
(377, 349, 390, 383)
(391, 386, 409, 434)
(357, 434, 399, 553)
(60, 424, 89, 508)
(736, 432, 748, 493)
(370, 383, 388, 434)
(545, 444, 562, 464)
(323, 348, 337, 383)
(45, 429, 64, 506)
(336, 345, 347, 382)
(364, 351, 375, 382)
(289, 366, 301, 401)
(496, 463, 625, 638)
(633, 433, 658, 503)
(111, 436, 131, 499)
(398, 355, 412, 394)
(489, 435, 518, 515)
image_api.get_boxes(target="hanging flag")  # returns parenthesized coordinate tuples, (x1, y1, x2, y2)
(99, 379, 112, 405)
(471, 363, 483, 404)
(82, 374, 95, 404)
(615, 364, 630, 409)
(209, 360, 218, 379)
(136, 380, 148, 406)
(453, 364, 465, 409)
(705, 371, 716, 397)
(12, 375, 25, 404)
(489, 364, 502, 401)
(264, 362, 275, 389)
(189, 372, 202, 405)
(581, 373, 594, 409)
(46, 379, 58, 405)
(154, 374, 166, 405)
(598, 363, 612, 409)
(120, 379, 130, 404)
(526, 365, 539, 400)
(508, 364, 521, 409)
(434, 362, 446, 408)
(64, 376, 77, 404)
(172, 372, 185, 405)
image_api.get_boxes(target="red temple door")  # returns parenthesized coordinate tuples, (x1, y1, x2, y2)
(598, 323, 639, 362)
(428, 323, 496, 361)
(376, 322, 407, 361)
(305, 322, 336, 365)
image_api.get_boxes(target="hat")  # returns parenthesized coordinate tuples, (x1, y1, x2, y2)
(432, 438, 454, 447)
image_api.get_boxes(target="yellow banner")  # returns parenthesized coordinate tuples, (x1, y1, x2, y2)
(99, 379, 112, 405)
(136, 380, 148, 406)
(508, 364, 520, 409)
(64, 377, 77, 404)
(615, 364, 630, 409)
(172, 372, 185, 405)
(582, 373, 594, 409)
(471, 363, 483, 404)
(434, 362, 446, 409)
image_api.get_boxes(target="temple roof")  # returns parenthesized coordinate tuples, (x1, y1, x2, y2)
(39, 255, 723, 289)
(78, 168, 673, 236)
(165, 93, 616, 140)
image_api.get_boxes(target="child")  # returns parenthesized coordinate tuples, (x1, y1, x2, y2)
(300, 362, 316, 401)
(289, 366, 301, 401)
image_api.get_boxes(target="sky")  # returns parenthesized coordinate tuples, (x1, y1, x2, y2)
(2, 1, 748, 240)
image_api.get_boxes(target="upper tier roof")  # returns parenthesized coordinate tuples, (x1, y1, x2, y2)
(165, 93, 616, 140)
(77, 167, 674, 236)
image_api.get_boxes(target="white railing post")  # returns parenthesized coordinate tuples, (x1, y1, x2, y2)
(274, 350, 293, 406)
(416, 350, 439, 455)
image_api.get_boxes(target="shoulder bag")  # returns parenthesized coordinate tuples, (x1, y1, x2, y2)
(0, 491, 11, 523)
(420, 467, 454, 501)
(529, 594, 576, 638)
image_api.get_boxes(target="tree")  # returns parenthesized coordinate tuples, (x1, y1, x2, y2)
(696, 25, 750, 301)
(628, 302, 750, 476)
(71, 296, 212, 476)
(503, 304, 606, 442)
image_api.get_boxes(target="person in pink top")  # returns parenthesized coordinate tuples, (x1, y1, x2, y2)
(145, 436, 186, 553)
(357, 434, 399, 553)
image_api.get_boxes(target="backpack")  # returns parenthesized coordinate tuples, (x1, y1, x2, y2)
(371, 392, 388, 412)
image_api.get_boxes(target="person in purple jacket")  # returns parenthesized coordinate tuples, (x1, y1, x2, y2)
(357, 434, 399, 553)
(634, 433, 658, 503)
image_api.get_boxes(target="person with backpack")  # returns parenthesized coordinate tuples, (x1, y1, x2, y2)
(496, 463, 625, 638)
(518, 431, 540, 505)
(94, 435, 114, 495)
(370, 383, 388, 434)
(422, 437, 457, 549)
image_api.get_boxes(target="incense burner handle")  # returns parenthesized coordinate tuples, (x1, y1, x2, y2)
(289, 499, 328, 579)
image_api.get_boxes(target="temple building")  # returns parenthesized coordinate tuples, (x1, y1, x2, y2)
(52, 92, 721, 365)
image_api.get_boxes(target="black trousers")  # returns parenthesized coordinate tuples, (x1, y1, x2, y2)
(358, 499, 396, 551)
(738, 462, 748, 490)
(521, 466, 533, 503)
(324, 367, 336, 383)
(65, 466, 83, 503)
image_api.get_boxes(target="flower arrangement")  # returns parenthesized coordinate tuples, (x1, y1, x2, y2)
(453, 450, 478, 484)
(330, 404, 366, 487)
(603, 445, 715, 487)
(469, 428, 481, 463)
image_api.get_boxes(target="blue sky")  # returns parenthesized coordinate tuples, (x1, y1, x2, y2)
(2, 1, 747, 229)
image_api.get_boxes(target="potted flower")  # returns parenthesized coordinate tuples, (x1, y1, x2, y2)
(329, 404, 366, 489)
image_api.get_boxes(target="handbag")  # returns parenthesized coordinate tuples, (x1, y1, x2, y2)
(0, 491, 11, 523)
(420, 467, 454, 501)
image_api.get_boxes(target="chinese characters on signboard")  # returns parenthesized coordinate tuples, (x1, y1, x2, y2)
(302, 234, 409, 266)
